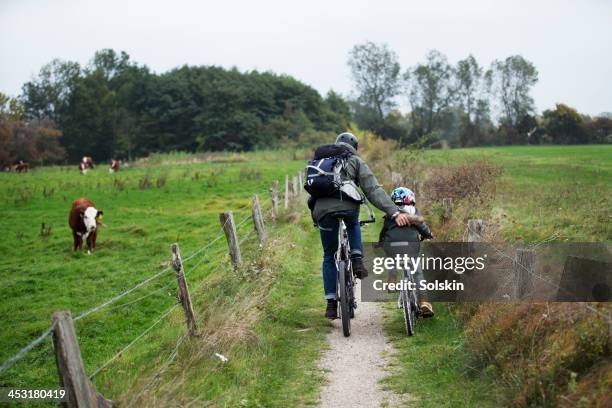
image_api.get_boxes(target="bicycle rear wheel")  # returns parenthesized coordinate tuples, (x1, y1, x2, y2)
(338, 260, 351, 337)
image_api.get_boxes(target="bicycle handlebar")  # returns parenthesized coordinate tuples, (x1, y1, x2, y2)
(359, 199, 376, 226)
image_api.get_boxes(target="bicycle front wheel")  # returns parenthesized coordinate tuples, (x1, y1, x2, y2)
(338, 260, 351, 337)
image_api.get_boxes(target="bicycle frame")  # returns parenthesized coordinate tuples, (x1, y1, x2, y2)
(335, 220, 350, 263)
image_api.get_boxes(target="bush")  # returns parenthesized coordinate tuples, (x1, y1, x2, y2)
(361, 136, 398, 163)
(426, 161, 502, 203)
(0, 119, 65, 167)
(465, 303, 612, 407)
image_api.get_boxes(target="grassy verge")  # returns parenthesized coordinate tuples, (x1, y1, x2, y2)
(382, 305, 505, 407)
(376, 144, 611, 407)
(125, 205, 330, 406)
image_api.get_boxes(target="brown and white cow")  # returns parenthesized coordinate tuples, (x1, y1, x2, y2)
(13, 160, 30, 172)
(69, 198, 104, 254)
(109, 159, 121, 173)
(79, 156, 95, 174)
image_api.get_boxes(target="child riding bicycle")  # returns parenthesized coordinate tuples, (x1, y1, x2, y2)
(378, 187, 435, 317)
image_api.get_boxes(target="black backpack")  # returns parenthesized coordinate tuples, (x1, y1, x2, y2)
(304, 144, 357, 201)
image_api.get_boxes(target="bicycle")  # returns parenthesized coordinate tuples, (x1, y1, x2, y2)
(335, 206, 375, 337)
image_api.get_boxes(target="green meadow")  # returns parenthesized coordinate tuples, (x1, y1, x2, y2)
(0, 145, 610, 406)
(0, 152, 308, 403)
(420, 145, 612, 242)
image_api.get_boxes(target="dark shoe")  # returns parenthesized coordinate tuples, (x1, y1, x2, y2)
(351, 256, 368, 279)
(325, 299, 338, 319)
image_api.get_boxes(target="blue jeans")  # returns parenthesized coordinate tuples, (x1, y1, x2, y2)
(318, 209, 363, 300)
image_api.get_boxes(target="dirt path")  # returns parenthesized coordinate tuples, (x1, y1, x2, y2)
(318, 281, 408, 408)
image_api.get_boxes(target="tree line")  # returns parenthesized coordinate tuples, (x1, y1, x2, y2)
(347, 42, 612, 147)
(1, 45, 610, 167)
(1, 49, 350, 165)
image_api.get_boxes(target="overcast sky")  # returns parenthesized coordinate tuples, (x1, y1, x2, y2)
(1, 0, 611, 115)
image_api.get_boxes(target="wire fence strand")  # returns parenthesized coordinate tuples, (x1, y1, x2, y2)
(104, 282, 176, 312)
(74, 267, 173, 322)
(89, 303, 180, 379)
(0, 323, 56, 373)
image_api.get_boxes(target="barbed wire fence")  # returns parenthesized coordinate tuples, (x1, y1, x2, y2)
(0, 170, 305, 407)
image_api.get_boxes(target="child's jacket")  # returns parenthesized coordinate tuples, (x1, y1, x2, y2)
(378, 207, 433, 246)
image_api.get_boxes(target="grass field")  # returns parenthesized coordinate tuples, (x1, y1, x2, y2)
(0, 152, 319, 404)
(420, 145, 612, 242)
(0, 145, 610, 406)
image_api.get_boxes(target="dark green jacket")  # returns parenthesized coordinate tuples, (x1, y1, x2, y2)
(378, 207, 433, 244)
(312, 142, 398, 222)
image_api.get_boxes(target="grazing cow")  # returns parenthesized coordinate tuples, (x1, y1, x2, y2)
(68, 198, 104, 254)
(13, 160, 30, 172)
(109, 159, 121, 173)
(79, 156, 95, 174)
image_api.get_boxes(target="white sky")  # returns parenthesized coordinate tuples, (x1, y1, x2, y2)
(1, 0, 611, 115)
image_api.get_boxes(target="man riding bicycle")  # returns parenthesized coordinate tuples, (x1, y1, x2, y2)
(306, 132, 413, 319)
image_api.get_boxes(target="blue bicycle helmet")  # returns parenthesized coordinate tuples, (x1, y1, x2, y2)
(391, 187, 416, 206)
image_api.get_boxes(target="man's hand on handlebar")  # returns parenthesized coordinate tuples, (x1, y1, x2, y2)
(394, 212, 412, 226)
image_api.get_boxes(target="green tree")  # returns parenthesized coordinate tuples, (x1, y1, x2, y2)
(583, 116, 612, 144)
(404, 50, 455, 141)
(542, 103, 586, 144)
(323, 90, 351, 129)
(455, 55, 490, 146)
(0, 92, 24, 121)
(17, 49, 354, 159)
(21, 59, 81, 121)
(489, 55, 538, 128)
(348, 42, 401, 129)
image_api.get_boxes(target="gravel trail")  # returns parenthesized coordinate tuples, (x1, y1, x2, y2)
(317, 282, 408, 408)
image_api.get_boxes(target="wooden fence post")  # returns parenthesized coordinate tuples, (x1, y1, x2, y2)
(292, 175, 298, 198)
(514, 248, 535, 299)
(171, 243, 197, 337)
(467, 219, 485, 242)
(269, 180, 279, 221)
(52, 311, 112, 408)
(442, 198, 453, 220)
(252, 195, 267, 247)
(298, 171, 303, 193)
(219, 212, 241, 267)
(284, 174, 289, 209)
